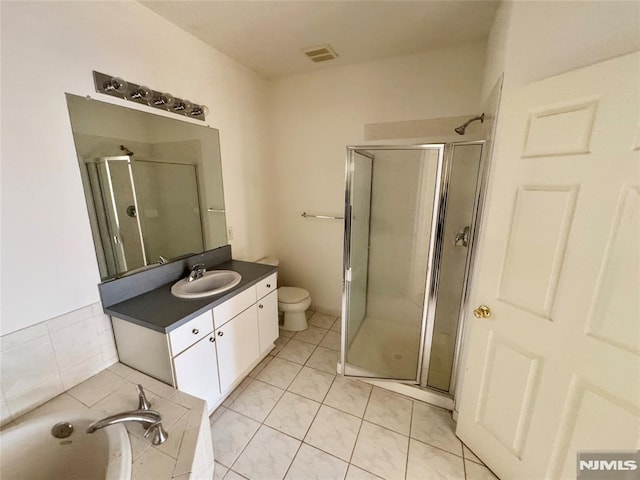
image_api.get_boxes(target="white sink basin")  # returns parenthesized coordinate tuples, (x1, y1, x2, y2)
(171, 270, 242, 299)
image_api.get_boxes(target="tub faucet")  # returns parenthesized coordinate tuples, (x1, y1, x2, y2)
(187, 263, 206, 282)
(137, 384, 151, 410)
(86, 409, 168, 445)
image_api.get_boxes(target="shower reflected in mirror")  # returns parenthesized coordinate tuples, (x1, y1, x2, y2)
(66, 94, 227, 280)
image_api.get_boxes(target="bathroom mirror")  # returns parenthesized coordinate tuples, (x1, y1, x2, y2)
(66, 94, 227, 281)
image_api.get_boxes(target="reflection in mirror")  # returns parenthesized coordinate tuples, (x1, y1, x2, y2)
(66, 94, 227, 281)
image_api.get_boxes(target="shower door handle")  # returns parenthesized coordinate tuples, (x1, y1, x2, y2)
(454, 226, 470, 247)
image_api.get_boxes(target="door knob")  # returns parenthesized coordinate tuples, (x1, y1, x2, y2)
(473, 305, 492, 318)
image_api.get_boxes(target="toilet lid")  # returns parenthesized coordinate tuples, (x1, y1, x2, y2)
(278, 287, 310, 304)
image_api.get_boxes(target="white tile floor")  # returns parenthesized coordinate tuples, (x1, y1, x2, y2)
(210, 312, 498, 480)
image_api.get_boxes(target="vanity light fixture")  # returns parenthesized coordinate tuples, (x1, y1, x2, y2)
(93, 71, 208, 121)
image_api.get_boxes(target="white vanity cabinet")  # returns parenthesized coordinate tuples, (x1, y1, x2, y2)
(173, 333, 220, 408)
(215, 305, 260, 392)
(212, 272, 277, 392)
(111, 271, 278, 412)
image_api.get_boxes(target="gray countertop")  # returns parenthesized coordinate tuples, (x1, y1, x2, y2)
(104, 260, 277, 333)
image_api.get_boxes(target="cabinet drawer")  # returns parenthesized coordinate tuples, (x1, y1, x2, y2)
(212, 286, 256, 329)
(169, 310, 214, 356)
(256, 273, 277, 300)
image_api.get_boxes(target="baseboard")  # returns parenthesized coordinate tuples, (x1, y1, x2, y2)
(310, 304, 341, 317)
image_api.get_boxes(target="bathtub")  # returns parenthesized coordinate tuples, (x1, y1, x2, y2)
(0, 411, 131, 480)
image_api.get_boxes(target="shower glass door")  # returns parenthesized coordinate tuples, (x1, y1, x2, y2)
(342, 145, 445, 381)
(132, 161, 204, 264)
(86, 156, 146, 277)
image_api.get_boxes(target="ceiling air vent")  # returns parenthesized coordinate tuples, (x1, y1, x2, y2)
(303, 44, 339, 63)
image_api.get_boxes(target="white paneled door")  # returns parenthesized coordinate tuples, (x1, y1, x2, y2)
(456, 52, 640, 479)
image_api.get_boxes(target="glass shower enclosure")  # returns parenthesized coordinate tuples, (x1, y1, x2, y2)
(341, 142, 485, 395)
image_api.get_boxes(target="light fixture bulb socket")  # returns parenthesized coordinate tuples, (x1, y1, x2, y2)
(174, 100, 193, 112)
(153, 93, 175, 108)
(130, 86, 151, 102)
(104, 77, 128, 94)
(191, 104, 209, 116)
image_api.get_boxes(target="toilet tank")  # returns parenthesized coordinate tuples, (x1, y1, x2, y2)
(257, 256, 279, 267)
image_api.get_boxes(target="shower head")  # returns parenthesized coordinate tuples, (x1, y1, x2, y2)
(454, 113, 485, 135)
(119, 145, 134, 156)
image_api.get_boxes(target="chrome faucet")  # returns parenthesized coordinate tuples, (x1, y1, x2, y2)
(87, 409, 168, 445)
(187, 263, 206, 282)
(137, 384, 151, 410)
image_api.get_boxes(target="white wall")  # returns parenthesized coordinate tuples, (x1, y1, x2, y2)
(482, 0, 640, 98)
(270, 43, 486, 313)
(0, 2, 272, 335)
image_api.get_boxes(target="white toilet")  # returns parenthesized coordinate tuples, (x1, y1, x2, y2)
(257, 257, 311, 331)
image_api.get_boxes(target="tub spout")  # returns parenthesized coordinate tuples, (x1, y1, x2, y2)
(87, 409, 168, 445)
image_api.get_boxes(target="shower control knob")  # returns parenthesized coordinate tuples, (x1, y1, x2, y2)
(473, 305, 492, 319)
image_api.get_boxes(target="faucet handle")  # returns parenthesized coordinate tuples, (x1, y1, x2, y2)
(187, 263, 207, 282)
(144, 421, 169, 445)
(136, 384, 151, 410)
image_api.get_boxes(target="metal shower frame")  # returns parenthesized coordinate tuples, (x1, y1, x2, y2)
(340, 140, 488, 398)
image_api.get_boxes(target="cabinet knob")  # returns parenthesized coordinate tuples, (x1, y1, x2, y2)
(266, 284, 271, 288)
(217, 331, 224, 337)
(209, 336, 215, 343)
(259, 304, 263, 309)
(192, 328, 199, 335)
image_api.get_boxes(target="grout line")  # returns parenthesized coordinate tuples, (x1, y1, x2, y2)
(225, 419, 263, 472)
(404, 400, 415, 480)
(463, 455, 468, 480)
(224, 469, 249, 480)
(347, 383, 373, 465)
(411, 436, 468, 461)
(281, 437, 304, 479)
(264, 355, 351, 477)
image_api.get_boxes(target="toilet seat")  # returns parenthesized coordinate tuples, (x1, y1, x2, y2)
(278, 287, 310, 304)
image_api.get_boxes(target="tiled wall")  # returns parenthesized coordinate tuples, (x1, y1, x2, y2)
(0, 302, 118, 425)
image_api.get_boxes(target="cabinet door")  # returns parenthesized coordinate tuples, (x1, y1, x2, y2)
(173, 334, 221, 410)
(257, 290, 278, 352)
(216, 305, 260, 392)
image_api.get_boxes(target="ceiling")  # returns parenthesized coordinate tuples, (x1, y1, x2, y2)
(141, 1, 500, 78)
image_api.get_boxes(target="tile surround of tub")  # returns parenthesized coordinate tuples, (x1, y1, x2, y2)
(0, 301, 118, 424)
